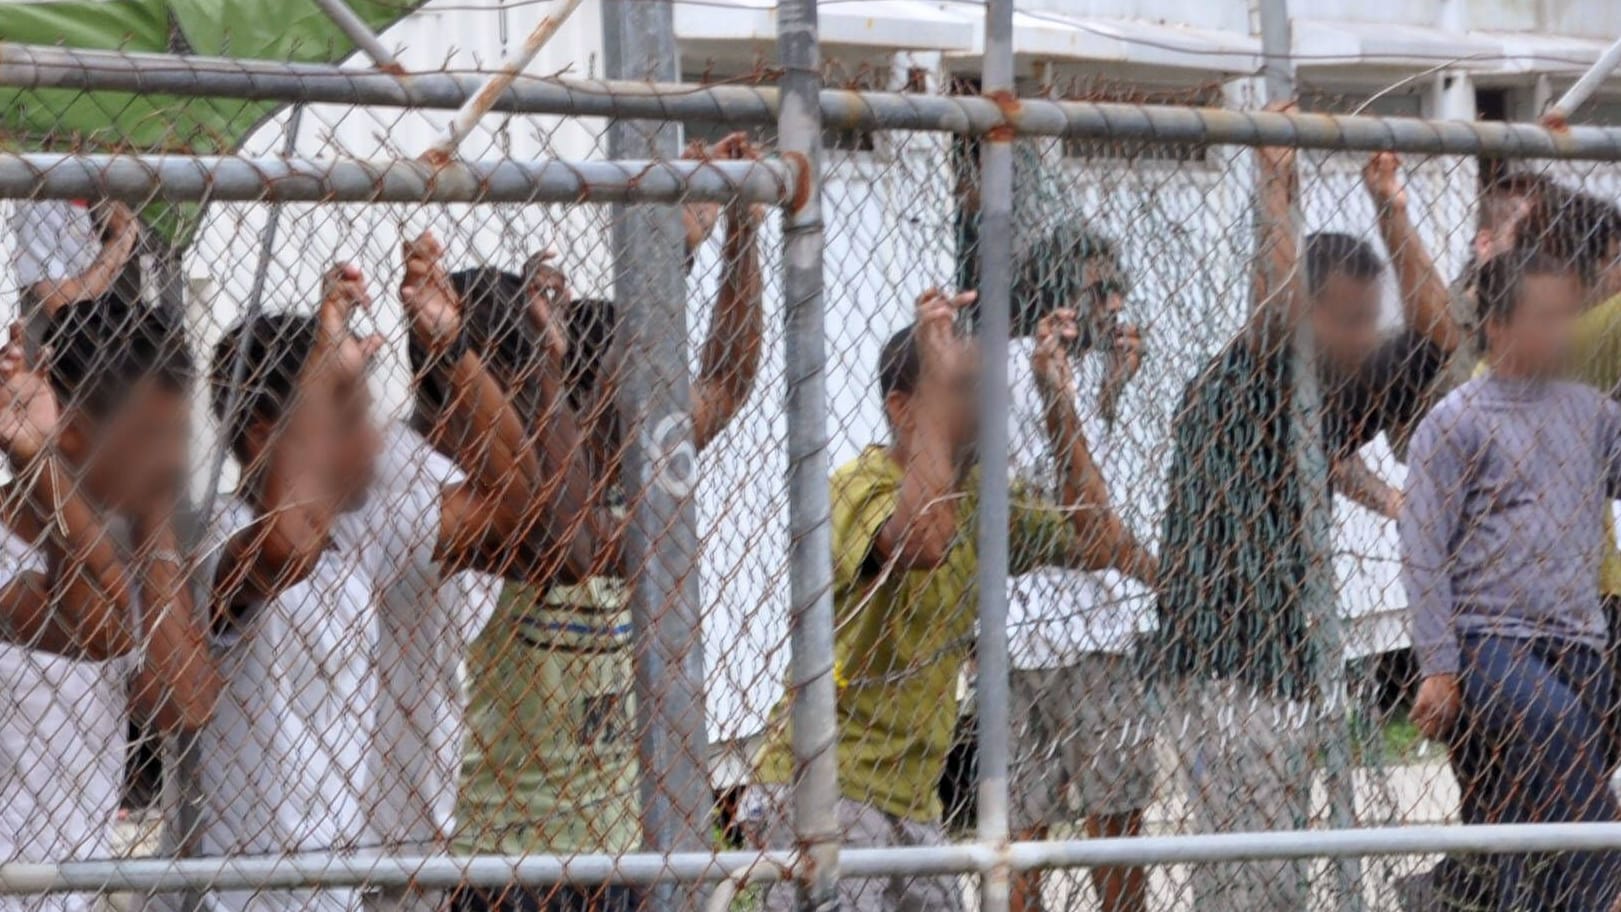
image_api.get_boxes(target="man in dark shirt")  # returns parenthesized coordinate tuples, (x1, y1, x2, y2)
(1152, 135, 1453, 912)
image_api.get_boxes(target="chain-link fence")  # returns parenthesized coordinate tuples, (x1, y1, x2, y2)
(8, 2, 1621, 912)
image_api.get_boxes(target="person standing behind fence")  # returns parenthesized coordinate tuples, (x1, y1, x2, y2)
(363, 233, 605, 912)
(1003, 223, 1158, 912)
(198, 249, 593, 912)
(453, 132, 765, 912)
(1152, 129, 1458, 912)
(747, 287, 1153, 912)
(1354, 168, 1621, 912)
(1402, 248, 1621, 912)
(0, 299, 217, 912)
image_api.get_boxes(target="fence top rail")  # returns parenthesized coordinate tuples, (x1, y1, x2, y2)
(12, 824, 1621, 894)
(9, 41, 1621, 159)
(0, 154, 794, 204)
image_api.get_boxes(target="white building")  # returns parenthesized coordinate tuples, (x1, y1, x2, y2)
(8, 0, 1621, 747)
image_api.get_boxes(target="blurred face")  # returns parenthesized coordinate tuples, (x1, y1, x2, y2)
(63, 382, 191, 516)
(1486, 272, 1584, 378)
(1310, 272, 1384, 375)
(328, 372, 382, 510)
(886, 336, 981, 460)
(1074, 256, 1126, 352)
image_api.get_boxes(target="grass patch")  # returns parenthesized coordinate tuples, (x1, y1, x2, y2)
(1346, 709, 1434, 766)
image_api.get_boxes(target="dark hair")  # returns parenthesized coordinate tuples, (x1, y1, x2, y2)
(209, 312, 318, 457)
(878, 325, 922, 398)
(1480, 171, 1555, 233)
(1476, 247, 1576, 329)
(1304, 232, 1384, 296)
(1516, 187, 1621, 286)
(564, 297, 618, 412)
(409, 271, 619, 418)
(45, 295, 193, 418)
(407, 267, 536, 417)
(1011, 221, 1117, 336)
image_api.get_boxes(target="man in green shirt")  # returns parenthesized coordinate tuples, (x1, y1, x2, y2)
(750, 287, 1155, 912)
(1155, 141, 1459, 912)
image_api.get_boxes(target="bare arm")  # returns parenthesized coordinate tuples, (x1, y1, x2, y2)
(1241, 104, 1306, 351)
(0, 329, 135, 659)
(1366, 153, 1463, 353)
(871, 289, 975, 572)
(32, 458, 137, 659)
(212, 265, 366, 614)
(212, 459, 332, 614)
(395, 233, 595, 584)
(0, 462, 137, 661)
(128, 521, 219, 732)
(1031, 311, 1157, 584)
(692, 203, 765, 450)
(27, 205, 138, 317)
(1332, 452, 1402, 520)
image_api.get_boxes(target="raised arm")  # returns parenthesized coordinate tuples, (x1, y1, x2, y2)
(22, 204, 139, 317)
(691, 141, 766, 449)
(212, 265, 368, 614)
(0, 327, 135, 660)
(399, 233, 586, 580)
(520, 255, 623, 582)
(679, 132, 756, 266)
(1241, 102, 1307, 350)
(128, 513, 220, 732)
(1365, 153, 1464, 353)
(1029, 310, 1157, 584)
(873, 289, 975, 572)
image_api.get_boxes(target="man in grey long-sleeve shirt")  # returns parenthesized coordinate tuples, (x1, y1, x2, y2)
(1401, 247, 1621, 912)
(1403, 375, 1618, 674)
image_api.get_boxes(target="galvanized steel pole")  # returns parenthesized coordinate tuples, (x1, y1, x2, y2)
(1257, 0, 1363, 909)
(0, 154, 792, 204)
(10, 43, 1621, 157)
(423, 0, 587, 162)
(308, 0, 403, 72)
(18, 823, 1621, 895)
(601, 1, 711, 910)
(976, 0, 1016, 911)
(1544, 35, 1621, 126)
(775, 0, 842, 910)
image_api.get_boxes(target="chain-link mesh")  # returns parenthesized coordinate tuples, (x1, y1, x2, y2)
(7, 6, 1621, 912)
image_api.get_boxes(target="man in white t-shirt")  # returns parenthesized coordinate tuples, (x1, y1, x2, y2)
(1004, 226, 1159, 912)
(10, 201, 140, 319)
(198, 239, 599, 912)
(368, 421, 501, 849)
(0, 299, 217, 912)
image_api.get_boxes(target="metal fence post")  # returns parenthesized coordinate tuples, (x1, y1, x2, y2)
(155, 101, 305, 912)
(1256, 0, 1364, 909)
(976, 0, 1016, 910)
(308, 0, 402, 72)
(602, 1, 712, 910)
(776, 1, 841, 911)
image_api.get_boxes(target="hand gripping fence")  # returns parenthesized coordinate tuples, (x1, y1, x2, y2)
(11, 3, 1621, 912)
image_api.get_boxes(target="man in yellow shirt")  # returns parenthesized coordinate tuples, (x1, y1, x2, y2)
(749, 288, 1156, 912)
